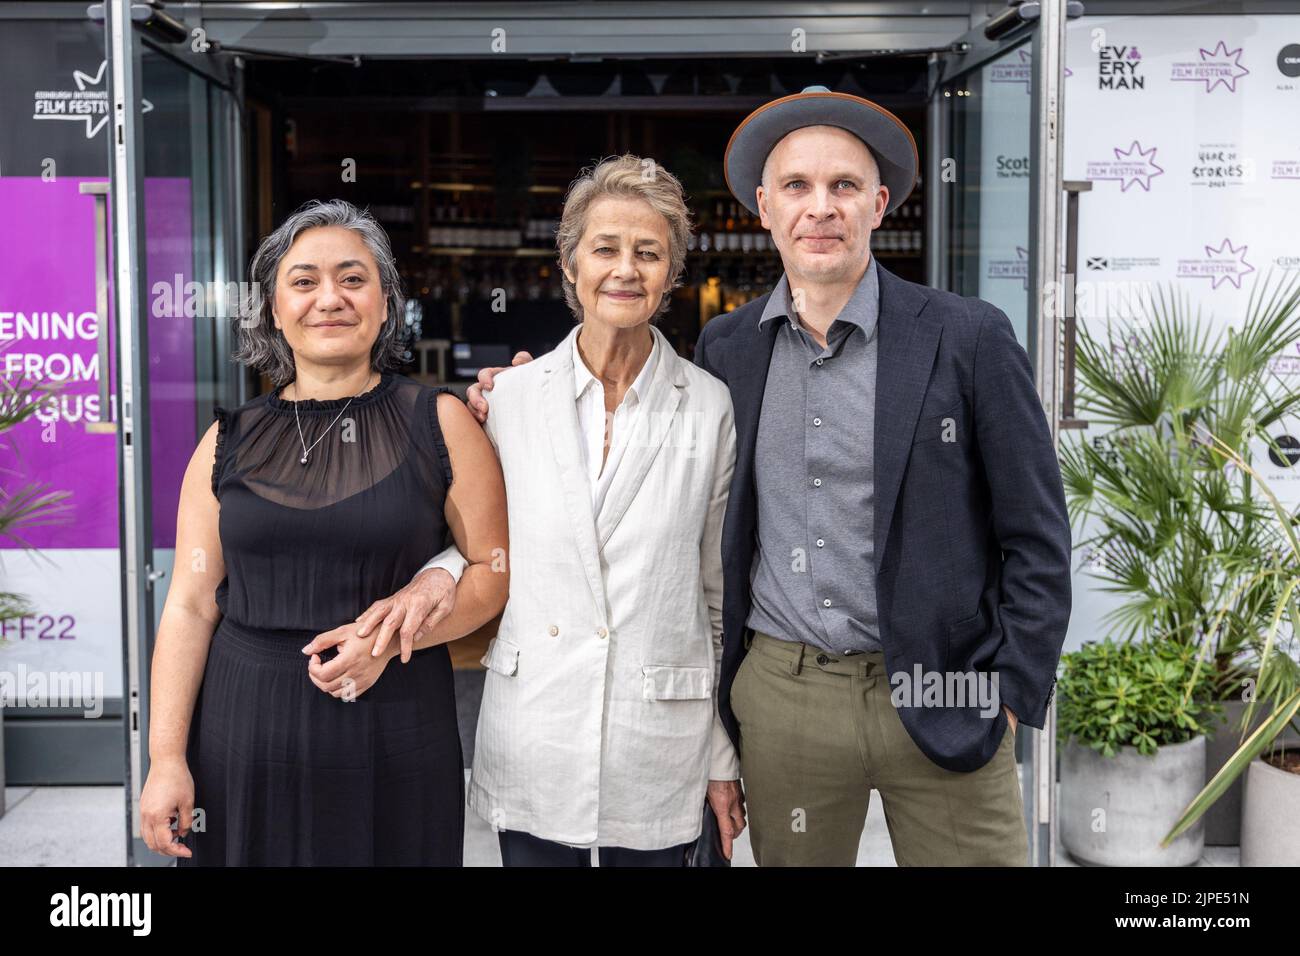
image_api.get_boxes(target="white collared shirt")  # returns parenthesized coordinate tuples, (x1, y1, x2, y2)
(572, 326, 659, 518)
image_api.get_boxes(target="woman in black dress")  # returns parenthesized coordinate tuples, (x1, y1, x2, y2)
(139, 199, 508, 865)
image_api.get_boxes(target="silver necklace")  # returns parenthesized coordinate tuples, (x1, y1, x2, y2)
(287, 373, 377, 466)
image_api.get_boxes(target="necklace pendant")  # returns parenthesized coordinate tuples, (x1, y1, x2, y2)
(300, 454, 309, 465)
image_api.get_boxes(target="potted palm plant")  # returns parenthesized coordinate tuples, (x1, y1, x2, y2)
(1163, 431, 1300, 865)
(1059, 270, 1300, 851)
(0, 370, 71, 819)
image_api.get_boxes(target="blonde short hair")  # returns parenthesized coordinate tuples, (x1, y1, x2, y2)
(555, 154, 692, 322)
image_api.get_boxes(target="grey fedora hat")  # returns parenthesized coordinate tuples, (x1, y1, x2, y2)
(724, 85, 918, 217)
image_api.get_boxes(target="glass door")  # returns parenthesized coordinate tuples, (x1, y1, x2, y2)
(100, 1, 244, 865)
(926, 1, 1072, 865)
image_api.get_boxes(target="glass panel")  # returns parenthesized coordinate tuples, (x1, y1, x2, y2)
(943, 42, 1034, 346)
(138, 49, 232, 638)
(0, 19, 123, 778)
(936, 39, 1041, 863)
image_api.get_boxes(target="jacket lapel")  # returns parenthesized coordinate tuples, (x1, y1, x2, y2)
(727, 293, 781, 498)
(872, 263, 942, 570)
(539, 328, 608, 612)
(595, 325, 684, 551)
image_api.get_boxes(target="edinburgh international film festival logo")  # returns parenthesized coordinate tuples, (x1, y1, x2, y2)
(31, 60, 152, 138)
(1170, 41, 1250, 93)
(1085, 141, 1164, 192)
(991, 49, 1034, 92)
(1272, 150, 1300, 182)
(987, 247, 1029, 290)
(1176, 238, 1255, 290)
(990, 48, 1072, 93)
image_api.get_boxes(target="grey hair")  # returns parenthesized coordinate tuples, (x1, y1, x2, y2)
(234, 199, 406, 385)
(555, 154, 692, 323)
(760, 133, 883, 192)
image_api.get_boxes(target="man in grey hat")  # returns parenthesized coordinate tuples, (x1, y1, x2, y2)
(464, 87, 1071, 866)
(688, 87, 1070, 866)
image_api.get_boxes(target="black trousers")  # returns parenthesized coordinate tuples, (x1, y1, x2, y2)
(498, 829, 691, 867)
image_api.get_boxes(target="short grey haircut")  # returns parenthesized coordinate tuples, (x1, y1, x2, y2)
(234, 199, 406, 385)
(759, 131, 883, 192)
(555, 154, 692, 322)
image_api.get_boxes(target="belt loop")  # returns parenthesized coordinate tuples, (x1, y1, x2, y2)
(790, 643, 805, 676)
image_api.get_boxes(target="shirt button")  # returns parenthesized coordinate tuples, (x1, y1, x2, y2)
(812, 477, 822, 487)
(812, 417, 822, 427)
(548, 625, 559, 636)
(823, 598, 832, 608)
(596, 627, 608, 639)
(815, 358, 824, 366)
(816, 538, 825, 548)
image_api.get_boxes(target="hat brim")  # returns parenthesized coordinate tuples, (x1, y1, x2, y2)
(725, 91, 918, 217)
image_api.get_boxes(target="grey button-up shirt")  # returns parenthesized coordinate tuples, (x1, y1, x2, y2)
(745, 256, 882, 655)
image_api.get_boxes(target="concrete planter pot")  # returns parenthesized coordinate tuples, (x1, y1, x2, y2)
(1240, 749, 1300, 866)
(1060, 735, 1206, 866)
(1203, 699, 1270, 846)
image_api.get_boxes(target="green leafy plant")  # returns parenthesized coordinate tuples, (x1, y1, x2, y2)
(0, 370, 72, 644)
(1163, 432, 1300, 845)
(1057, 636, 1221, 757)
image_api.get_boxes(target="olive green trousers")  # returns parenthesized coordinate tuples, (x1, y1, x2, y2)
(731, 631, 1029, 866)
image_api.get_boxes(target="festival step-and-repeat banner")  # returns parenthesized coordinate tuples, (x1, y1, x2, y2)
(1062, 14, 1300, 651)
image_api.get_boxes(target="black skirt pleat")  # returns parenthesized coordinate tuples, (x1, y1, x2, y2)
(177, 618, 464, 866)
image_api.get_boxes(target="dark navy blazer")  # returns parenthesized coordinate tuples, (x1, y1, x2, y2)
(693, 262, 1072, 773)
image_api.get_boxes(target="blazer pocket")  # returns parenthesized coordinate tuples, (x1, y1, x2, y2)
(642, 664, 711, 701)
(945, 608, 988, 669)
(912, 402, 963, 445)
(480, 637, 520, 677)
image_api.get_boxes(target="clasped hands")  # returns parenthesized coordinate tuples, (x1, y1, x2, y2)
(300, 568, 457, 700)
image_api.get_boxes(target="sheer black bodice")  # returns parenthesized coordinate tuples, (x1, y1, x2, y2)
(211, 373, 454, 633)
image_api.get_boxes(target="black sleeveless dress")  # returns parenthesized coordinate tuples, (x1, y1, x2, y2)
(177, 372, 464, 866)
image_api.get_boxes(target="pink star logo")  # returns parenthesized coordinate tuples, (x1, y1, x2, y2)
(1202, 238, 1254, 289)
(1089, 141, 1165, 191)
(991, 49, 1071, 91)
(1173, 41, 1250, 93)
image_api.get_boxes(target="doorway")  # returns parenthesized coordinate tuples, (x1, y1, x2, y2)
(93, 1, 1069, 866)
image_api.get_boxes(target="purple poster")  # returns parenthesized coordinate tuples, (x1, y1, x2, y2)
(0, 176, 195, 552)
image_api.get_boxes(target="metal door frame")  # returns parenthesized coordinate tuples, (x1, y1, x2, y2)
(100, 0, 245, 865)
(925, 0, 1071, 867)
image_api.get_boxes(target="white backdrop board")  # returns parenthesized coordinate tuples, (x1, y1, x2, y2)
(1061, 14, 1300, 652)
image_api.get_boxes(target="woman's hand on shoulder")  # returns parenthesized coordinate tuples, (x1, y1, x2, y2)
(465, 351, 533, 424)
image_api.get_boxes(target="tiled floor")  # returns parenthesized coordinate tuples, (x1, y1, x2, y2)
(0, 670, 1243, 867)
(1, 785, 128, 867)
(0, 778, 1241, 867)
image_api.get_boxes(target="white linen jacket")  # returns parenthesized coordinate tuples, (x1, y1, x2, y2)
(467, 323, 739, 850)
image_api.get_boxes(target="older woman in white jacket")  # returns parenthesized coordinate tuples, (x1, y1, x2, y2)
(460, 155, 743, 865)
